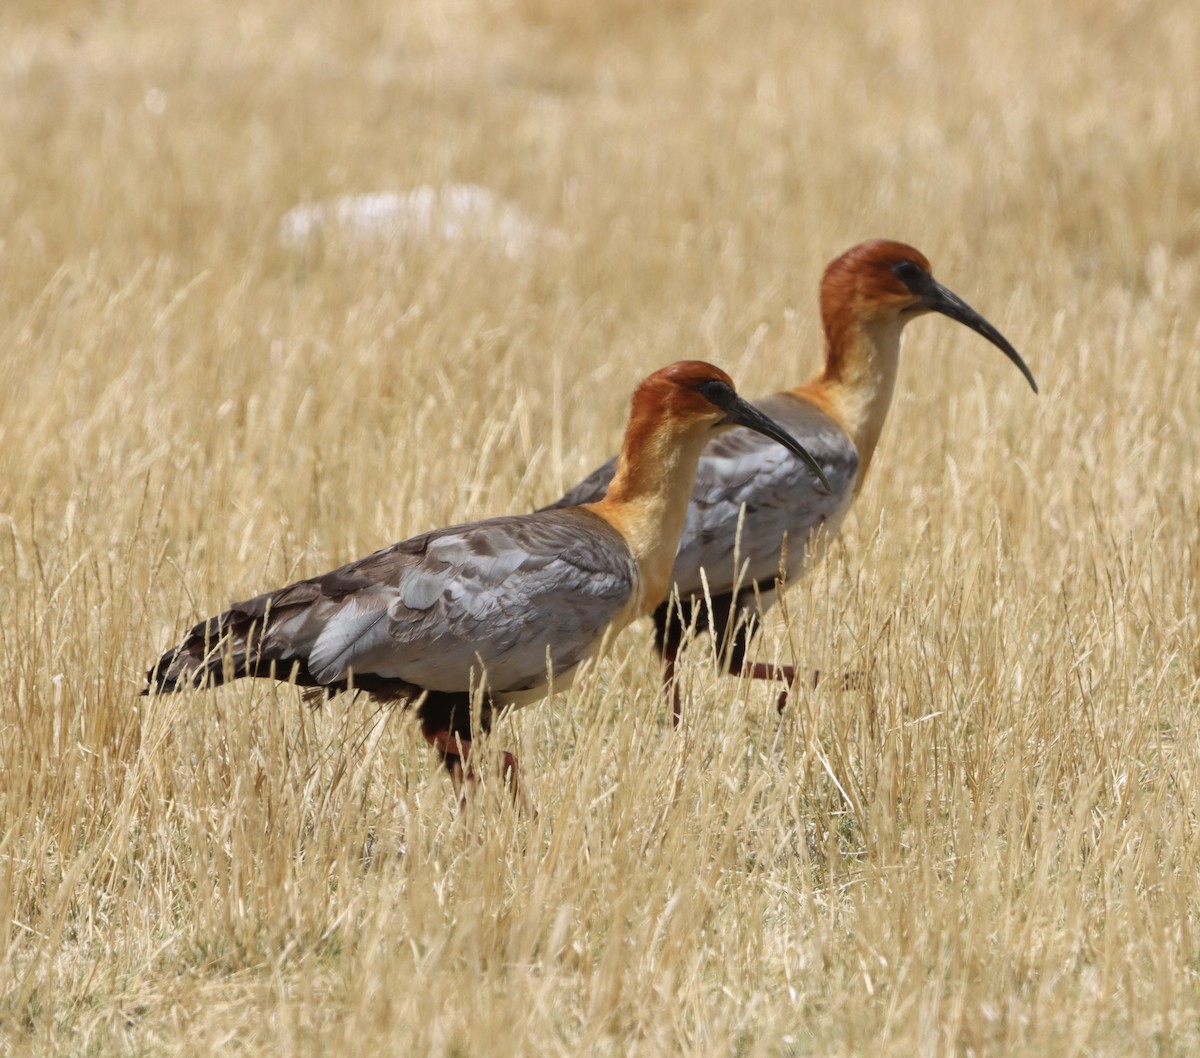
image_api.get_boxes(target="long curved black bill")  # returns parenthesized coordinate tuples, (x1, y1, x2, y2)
(725, 395, 833, 494)
(907, 272, 1038, 393)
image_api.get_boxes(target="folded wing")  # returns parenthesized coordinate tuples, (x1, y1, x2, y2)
(147, 509, 635, 696)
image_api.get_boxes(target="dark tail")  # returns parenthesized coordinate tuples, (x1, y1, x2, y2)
(143, 608, 374, 699)
(143, 605, 315, 694)
(142, 612, 252, 694)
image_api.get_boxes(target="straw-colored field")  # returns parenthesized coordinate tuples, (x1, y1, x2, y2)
(2, 0, 1199, 1054)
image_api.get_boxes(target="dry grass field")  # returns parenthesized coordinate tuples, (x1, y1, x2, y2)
(2, 0, 1199, 1053)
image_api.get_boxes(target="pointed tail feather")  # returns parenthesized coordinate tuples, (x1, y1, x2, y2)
(141, 571, 422, 701)
(142, 612, 255, 694)
(143, 579, 317, 695)
(143, 602, 358, 697)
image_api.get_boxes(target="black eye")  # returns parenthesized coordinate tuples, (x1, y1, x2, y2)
(694, 378, 734, 409)
(891, 260, 925, 290)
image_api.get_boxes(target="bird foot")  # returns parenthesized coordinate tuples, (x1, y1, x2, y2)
(736, 662, 801, 711)
(739, 663, 867, 711)
(663, 656, 867, 723)
(811, 669, 869, 692)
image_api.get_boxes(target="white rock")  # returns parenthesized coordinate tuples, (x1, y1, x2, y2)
(278, 185, 563, 258)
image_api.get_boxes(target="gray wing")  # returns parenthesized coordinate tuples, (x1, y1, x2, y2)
(671, 393, 858, 597)
(544, 392, 858, 597)
(232, 509, 635, 693)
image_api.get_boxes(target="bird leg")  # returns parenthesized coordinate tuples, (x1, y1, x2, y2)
(663, 653, 803, 720)
(421, 728, 528, 811)
(732, 657, 855, 711)
(661, 647, 684, 727)
(740, 661, 797, 683)
(736, 664, 865, 711)
(718, 621, 803, 711)
(734, 661, 799, 711)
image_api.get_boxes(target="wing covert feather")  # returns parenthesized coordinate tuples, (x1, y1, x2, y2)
(670, 392, 858, 595)
(240, 509, 635, 692)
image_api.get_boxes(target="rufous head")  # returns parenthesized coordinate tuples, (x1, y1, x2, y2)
(820, 240, 1038, 392)
(629, 361, 832, 490)
(628, 361, 737, 428)
(820, 240, 936, 324)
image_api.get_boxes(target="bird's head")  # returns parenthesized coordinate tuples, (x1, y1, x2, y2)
(629, 361, 831, 490)
(820, 239, 1038, 392)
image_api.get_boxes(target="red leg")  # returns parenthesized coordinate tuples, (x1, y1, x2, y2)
(421, 728, 529, 811)
(733, 661, 794, 711)
(665, 655, 804, 718)
(734, 661, 826, 711)
(740, 661, 797, 683)
(739, 664, 864, 711)
(423, 728, 470, 802)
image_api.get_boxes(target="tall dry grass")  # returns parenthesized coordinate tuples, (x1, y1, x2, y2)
(1, 0, 1198, 1054)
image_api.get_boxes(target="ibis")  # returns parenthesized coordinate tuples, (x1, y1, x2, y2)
(547, 241, 1038, 717)
(144, 360, 827, 798)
